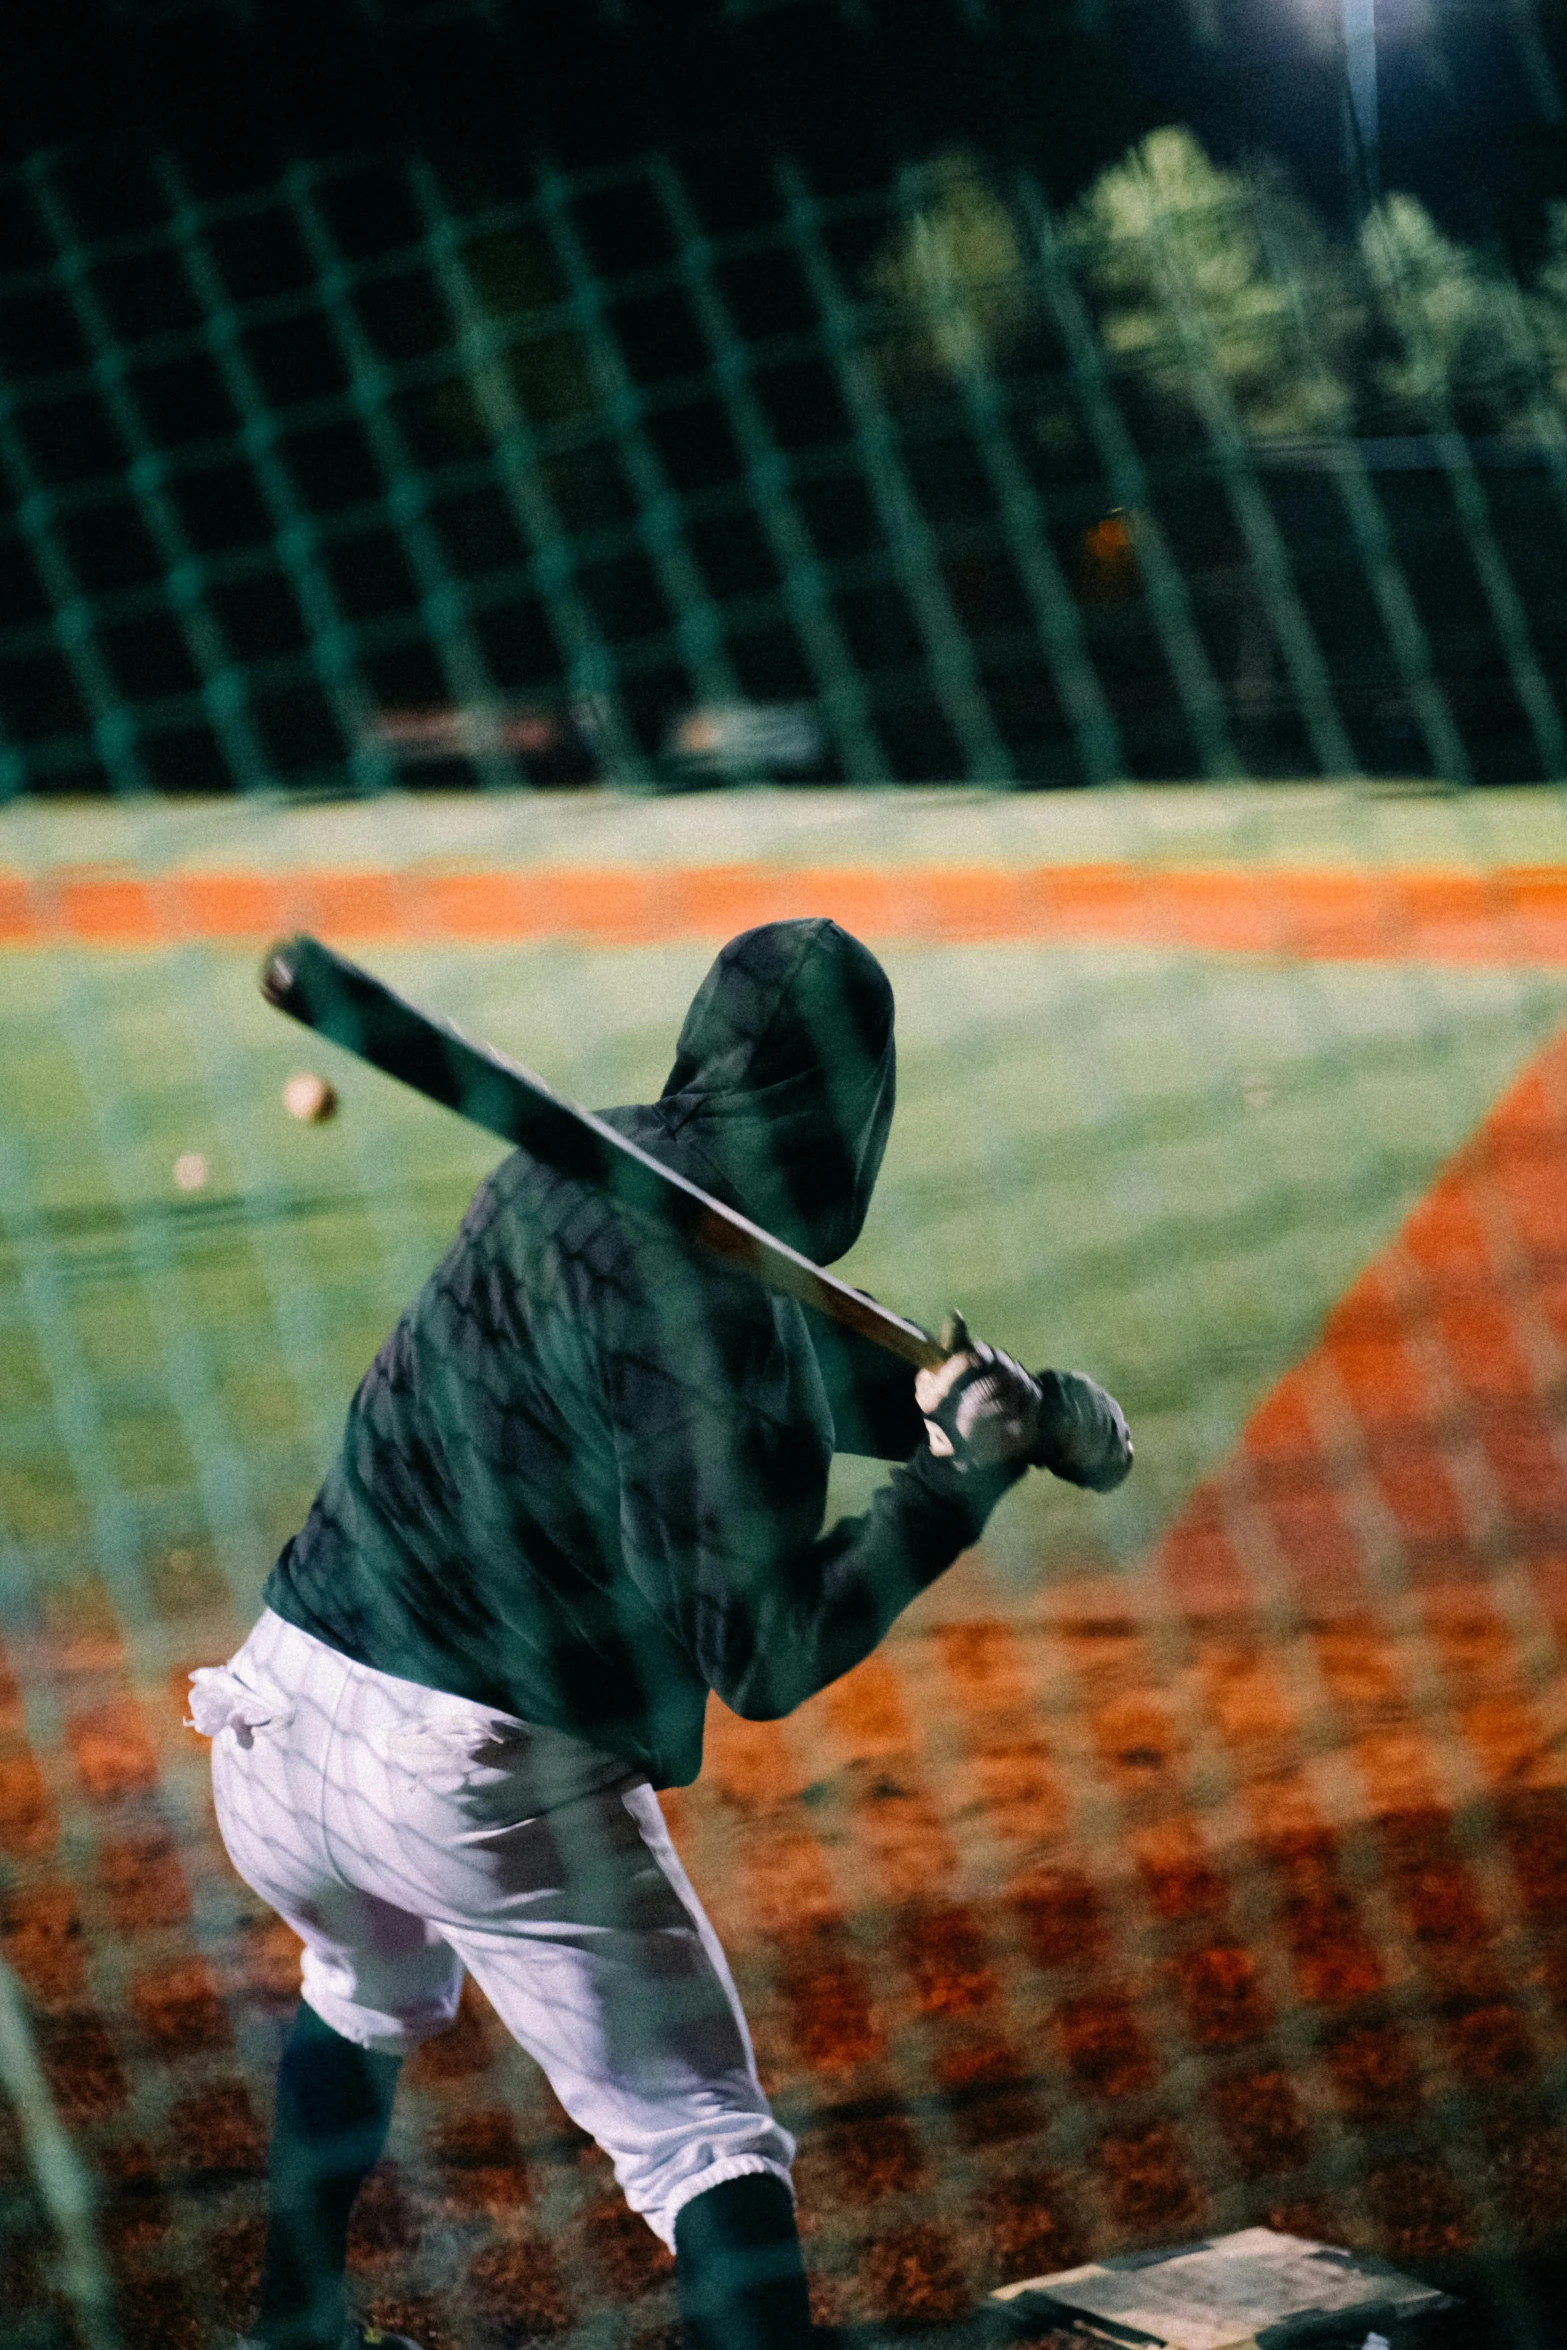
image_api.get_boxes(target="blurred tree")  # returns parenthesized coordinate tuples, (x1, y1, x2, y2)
(1360, 191, 1551, 434)
(871, 126, 1567, 450)
(1530, 202, 1567, 420)
(867, 151, 1036, 384)
(1066, 127, 1363, 441)
(868, 128, 1366, 443)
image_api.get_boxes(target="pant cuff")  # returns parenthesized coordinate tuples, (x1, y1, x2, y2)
(655, 2155, 795, 2251)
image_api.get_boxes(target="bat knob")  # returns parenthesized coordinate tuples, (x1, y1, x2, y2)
(260, 941, 299, 1010)
(938, 1310, 973, 1358)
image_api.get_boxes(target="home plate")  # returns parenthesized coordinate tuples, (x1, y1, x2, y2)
(988, 2227, 1453, 2349)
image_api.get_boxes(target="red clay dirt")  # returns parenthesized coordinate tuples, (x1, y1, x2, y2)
(8, 859, 1567, 962)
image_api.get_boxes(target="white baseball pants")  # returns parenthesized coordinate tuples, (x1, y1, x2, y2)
(192, 1607, 794, 2248)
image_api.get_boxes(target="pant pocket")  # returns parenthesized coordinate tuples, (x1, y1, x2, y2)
(370, 1712, 535, 1813)
(374, 1710, 636, 1839)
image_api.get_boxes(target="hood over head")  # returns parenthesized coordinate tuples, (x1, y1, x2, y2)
(654, 919, 895, 1265)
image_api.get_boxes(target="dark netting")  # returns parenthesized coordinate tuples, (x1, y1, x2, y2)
(2, 103, 1566, 794)
(5, 6, 1567, 2347)
(6, 848, 1567, 2348)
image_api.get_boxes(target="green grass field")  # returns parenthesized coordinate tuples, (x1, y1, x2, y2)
(6, 923, 1567, 1633)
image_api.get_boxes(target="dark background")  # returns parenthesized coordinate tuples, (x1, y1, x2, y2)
(3, 0, 1564, 257)
(4, 0, 1566, 791)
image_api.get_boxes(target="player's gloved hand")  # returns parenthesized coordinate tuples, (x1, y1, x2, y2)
(915, 1317, 1133, 1493)
(1029, 1367, 1134, 1492)
(915, 1321, 1043, 1474)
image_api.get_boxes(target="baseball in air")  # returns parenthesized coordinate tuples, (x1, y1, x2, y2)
(283, 1070, 338, 1125)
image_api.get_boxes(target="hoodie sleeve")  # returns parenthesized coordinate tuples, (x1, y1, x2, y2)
(806, 1312, 927, 1459)
(606, 1283, 1021, 1720)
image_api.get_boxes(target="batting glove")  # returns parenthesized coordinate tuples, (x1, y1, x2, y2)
(915, 1317, 1134, 1492)
(915, 1327, 1043, 1473)
(1030, 1367, 1133, 1492)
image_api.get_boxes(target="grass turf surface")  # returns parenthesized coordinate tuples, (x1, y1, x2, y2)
(7, 807, 1567, 2344)
(6, 937, 1567, 1603)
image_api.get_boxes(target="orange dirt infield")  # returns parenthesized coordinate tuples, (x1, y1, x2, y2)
(6, 949, 1567, 2345)
(8, 860, 1567, 959)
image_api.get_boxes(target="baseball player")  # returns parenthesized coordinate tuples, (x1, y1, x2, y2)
(189, 918, 1131, 2350)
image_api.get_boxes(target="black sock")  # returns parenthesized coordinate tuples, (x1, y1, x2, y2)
(674, 2174, 813, 2350)
(253, 2002, 402, 2350)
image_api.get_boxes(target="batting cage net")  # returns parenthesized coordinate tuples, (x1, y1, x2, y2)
(1, 116, 1566, 795)
(6, 28, 1567, 2350)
